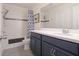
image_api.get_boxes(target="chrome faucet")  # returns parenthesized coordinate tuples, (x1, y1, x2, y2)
(62, 29, 69, 34)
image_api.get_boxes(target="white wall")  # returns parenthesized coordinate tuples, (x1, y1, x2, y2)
(41, 3, 79, 29)
(41, 3, 72, 29)
(33, 3, 49, 30)
(72, 4, 79, 29)
(0, 3, 3, 56)
(0, 3, 2, 36)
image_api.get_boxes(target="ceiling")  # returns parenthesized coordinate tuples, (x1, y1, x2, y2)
(3, 3, 49, 9)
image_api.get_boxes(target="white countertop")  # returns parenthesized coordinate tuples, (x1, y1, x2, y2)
(31, 28, 79, 44)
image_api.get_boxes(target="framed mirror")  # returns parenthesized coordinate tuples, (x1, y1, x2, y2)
(34, 13, 40, 23)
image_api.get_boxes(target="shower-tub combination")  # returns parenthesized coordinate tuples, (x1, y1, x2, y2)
(1, 5, 34, 50)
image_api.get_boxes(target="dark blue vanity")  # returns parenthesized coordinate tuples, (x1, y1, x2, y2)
(30, 32, 79, 56)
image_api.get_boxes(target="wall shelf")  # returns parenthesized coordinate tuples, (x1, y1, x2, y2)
(41, 20, 49, 22)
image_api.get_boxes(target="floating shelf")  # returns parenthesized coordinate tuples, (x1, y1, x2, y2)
(41, 20, 49, 22)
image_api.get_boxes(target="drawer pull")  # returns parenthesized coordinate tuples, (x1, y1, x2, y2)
(50, 48, 56, 56)
(50, 48, 54, 56)
(53, 49, 56, 56)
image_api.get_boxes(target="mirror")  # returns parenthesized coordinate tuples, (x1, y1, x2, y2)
(40, 3, 79, 29)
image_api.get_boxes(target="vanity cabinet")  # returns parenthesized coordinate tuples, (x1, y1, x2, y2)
(30, 32, 42, 56)
(30, 32, 79, 56)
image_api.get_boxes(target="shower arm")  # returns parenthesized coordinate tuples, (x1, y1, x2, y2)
(3, 8, 8, 19)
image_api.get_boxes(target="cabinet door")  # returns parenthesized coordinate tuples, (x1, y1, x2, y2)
(30, 36, 36, 55)
(42, 42, 74, 56)
(35, 39, 41, 56)
(30, 36, 41, 56)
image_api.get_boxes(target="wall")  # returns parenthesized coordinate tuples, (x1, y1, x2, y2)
(0, 3, 2, 36)
(72, 4, 79, 29)
(0, 3, 3, 55)
(41, 3, 72, 29)
(2, 4, 28, 49)
(33, 3, 49, 30)
(41, 3, 79, 29)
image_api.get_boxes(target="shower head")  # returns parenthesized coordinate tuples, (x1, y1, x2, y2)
(2, 8, 8, 18)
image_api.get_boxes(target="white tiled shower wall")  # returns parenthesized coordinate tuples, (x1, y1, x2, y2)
(33, 3, 49, 30)
(0, 4, 2, 36)
(0, 3, 3, 55)
(1, 4, 28, 49)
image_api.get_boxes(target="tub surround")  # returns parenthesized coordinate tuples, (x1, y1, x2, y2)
(31, 28, 79, 43)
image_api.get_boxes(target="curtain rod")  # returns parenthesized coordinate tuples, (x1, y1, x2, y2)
(4, 17, 28, 21)
(3, 8, 28, 21)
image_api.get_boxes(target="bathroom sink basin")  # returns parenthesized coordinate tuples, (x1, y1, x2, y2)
(55, 33, 72, 36)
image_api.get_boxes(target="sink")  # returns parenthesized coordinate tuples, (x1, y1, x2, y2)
(56, 32, 72, 36)
(55, 29, 72, 36)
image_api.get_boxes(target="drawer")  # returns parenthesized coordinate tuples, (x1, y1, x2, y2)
(42, 35, 79, 55)
(31, 32, 41, 39)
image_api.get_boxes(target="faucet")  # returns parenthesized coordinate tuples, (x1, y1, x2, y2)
(62, 29, 69, 34)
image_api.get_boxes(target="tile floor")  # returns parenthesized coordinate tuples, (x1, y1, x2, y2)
(2, 45, 33, 56)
